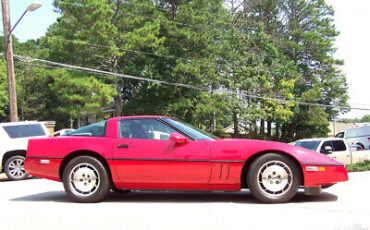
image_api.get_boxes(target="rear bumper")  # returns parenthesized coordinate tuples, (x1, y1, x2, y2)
(301, 164, 348, 187)
(24, 157, 62, 181)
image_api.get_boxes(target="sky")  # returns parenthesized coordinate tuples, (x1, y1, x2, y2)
(4, 0, 59, 41)
(2, 0, 370, 119)
(325, 0, 370, 119)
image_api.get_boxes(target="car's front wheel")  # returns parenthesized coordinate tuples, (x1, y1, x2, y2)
(4, 155, 28, 180)
(62, 156, 110, 203)
(247, 153, 300, 203)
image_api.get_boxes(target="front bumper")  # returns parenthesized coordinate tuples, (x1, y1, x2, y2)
(301, 164, 348, 187)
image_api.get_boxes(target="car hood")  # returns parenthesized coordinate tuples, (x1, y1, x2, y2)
(208, 138, 343, 166)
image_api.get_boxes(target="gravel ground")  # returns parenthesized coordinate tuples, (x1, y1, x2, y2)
(0, 172, 369, 230)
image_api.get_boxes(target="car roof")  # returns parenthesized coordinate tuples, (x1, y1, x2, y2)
(295, 137, 345, 142)
(0, 121, 45, 126)
(111, 115, 171, 120)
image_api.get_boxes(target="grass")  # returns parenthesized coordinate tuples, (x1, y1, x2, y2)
(347, 160, 370, 172)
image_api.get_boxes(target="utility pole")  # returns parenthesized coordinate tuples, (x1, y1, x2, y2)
(2, 0, 18, 121)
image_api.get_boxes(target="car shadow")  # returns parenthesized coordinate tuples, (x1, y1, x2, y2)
(0, 175, 35, 182)
(11, 190, 338, 204)
(11, 191, 71, 202)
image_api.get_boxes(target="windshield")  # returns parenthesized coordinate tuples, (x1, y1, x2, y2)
(295, 140, 321, 151)
(162, 118, 218, 140)
(65, 121, 107, 137)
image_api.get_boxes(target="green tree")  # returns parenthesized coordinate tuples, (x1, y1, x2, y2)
(49, 70, 117, 128)
(47, 0, 233, 132)
(360, 115, 370, 123)
(277, 0, 348, 140)
(0, 59, 9, 120)
(6, 0, 349, 139)
(227, 0, 298, 138)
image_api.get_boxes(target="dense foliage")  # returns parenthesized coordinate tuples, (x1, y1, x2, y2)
(0, 0, 349, 140)
(347, 160, 370, 172)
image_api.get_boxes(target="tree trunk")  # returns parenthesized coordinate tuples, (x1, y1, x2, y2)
(233, 111, 239, 137)
(112, 59, 123, 117)
(172, 1, 176, 20)
(253, 120, 258, 133)
(267, 120, 272, 137)
(275, 121, 280, 140)
(213, 111, 216, 132)
(70, 116, 73, 129)
(260, 119, 265, 136)
(113, 92, 123, 117)
(281, 124, 287, 141)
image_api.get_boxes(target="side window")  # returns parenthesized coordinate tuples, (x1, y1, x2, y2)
(331, 140, 347, 151)
(66, 121, 107, 137)
(335, 132, 344, 138)
(119, 119, 177, 140)
(320, 141, 333, 154)
(3, 124, 45, 138)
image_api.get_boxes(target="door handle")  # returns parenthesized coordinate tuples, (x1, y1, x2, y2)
(117, 144, 129, 148)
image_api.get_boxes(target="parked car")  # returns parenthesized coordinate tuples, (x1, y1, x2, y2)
(293, 138, 352, 164)
(25, 116, 348, 203)
(0, 121, 50, 180)
(335, 126, 370, 150)
(54, 129, 75, 137)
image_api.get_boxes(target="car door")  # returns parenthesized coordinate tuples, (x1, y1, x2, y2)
(319, 140, 350, 164)
(319, 140, 334, 158)
(112, 118, 211, 184)
(331, 140, 350, 164)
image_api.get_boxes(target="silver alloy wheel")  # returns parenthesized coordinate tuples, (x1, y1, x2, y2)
(69, 163, 100, 197)
(7, 157, 26, 179)
(257, 160, 293, 197)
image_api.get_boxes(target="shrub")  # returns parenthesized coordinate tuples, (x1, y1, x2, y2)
(347, 160, 370, 172)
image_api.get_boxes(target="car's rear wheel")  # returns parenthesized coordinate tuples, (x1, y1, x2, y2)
(247, 153, 300, 203)
(62, 156, 110, 203)
(4, 155, 28, 180)
(357, 143, 365, 150)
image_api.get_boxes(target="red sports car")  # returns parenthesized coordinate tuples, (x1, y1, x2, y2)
(25, 116, 348, 203)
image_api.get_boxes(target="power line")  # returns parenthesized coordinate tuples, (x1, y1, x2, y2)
(8, 53, 370, 111)
(45, 36, 280, 79)
(47, 36, 218, 66)
(12, 53, 203, 90)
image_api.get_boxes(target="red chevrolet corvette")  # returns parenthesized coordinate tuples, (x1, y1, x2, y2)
(25, 116, 348, 203)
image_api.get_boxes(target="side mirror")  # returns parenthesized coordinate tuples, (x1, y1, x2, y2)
(169, 133, 188, 144)
(324, 146, 333, 154)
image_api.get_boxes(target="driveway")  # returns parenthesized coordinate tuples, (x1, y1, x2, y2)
(0, 172, 369, 230)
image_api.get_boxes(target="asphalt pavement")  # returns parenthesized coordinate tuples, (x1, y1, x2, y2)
(0, 172, 369, 230)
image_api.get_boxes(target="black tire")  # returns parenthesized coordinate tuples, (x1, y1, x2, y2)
(4, 155, 28, 180)
(62, 156, 111, 203)
(247, 153, 300, 203)
(322, 184, 334, 189)
(357, 143, 365, 150)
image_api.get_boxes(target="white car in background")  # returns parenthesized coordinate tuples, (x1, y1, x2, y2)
(335, 126, 370, 150)
(53, 128, 75, 136)
(292, 138, 353, 164)
(0, 121, 50, 180)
